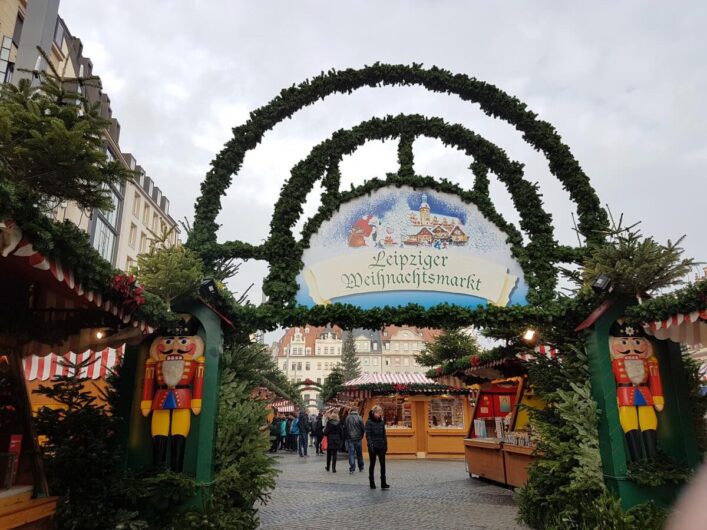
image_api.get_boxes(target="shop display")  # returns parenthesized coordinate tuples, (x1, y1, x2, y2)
(428, 397, 465, 429)
(376, 397, 413, 429)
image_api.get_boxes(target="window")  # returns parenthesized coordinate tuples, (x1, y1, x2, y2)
(393, 343, 399, 351)
(316, 378, 321, 384)
(403, 358, 409, 366)
(363, 358, 369, 366)
(152, 213, 159, 232)
(385, 343, 390, 350)
(0, 37, 13, 84)
(372, 357, 379, 366)
(306, 347, 311, 355)
(374, 397, 412, 429)
(125, 256, 135, 271)
(53, 19, 65, 47)
(403, 343, 409, 351)
(324, 347, 329, 354)
(12, 15, 23, 47)
(139, 233, 148, 253)
(297, 362, 302, 371)
(316, 347, 320, 354)
(305, 362, 310, 371)
(283, 362, 287, 370)
(373, 343, 378, 351)
(305, 327, 310, 334)
(143, 204, 150, 224)
(317, 362, 322, 370)
(291, 363, 296, 370)
(99, 186, 121, 228)
(128, 224, 137, 248)
(304, 394, 310, 401)
(132, 193, 141, 216)
(385, 359, 390, 366)
(92, 218, 116, 263)
(394, 357, 401, 366)
(428, 397, 465, 429)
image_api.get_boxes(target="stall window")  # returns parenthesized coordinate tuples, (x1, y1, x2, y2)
(374, 397, 412, 429)
(428, 397, 465, 429)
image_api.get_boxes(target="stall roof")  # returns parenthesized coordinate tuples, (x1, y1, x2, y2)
(344, 373, 438, 386)
(24, 345, 124, 381)
(643, 309, 707, 346)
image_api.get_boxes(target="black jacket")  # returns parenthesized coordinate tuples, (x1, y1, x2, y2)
(324, 420, 343, 446)
(314, 415, 324, 437)
(365, 412, 387, 451)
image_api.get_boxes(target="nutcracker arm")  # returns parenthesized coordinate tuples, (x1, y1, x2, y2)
(648, 356, 664, 411)
(141, 359, 157, 416)
(191, 358, 205, 415)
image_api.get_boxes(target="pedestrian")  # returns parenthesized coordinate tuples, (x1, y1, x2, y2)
(309, 413, 316, 447)
(297, 409, 310, 457)
(286, 414, 295, 452)
(324, 412, 343, 473)
(313, 411, 324, 455)
(290, 412, 301, 455)
(345, 408, 365, 473)
(279, 413, 287, 450)
(365, 405, 390, 489)
(268, 416, 279, 453)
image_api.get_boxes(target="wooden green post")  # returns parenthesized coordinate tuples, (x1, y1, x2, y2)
(582, 297, 700, 509)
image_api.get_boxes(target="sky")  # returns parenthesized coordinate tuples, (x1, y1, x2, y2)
(59, 1, 707, 329)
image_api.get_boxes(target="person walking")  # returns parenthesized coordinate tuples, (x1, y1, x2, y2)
(290, 412, 301, 455)
(297, 410, 310, 457)
(324, 412, 343, 472)
(345, 408, 365, 473)
(313, 411, 324, 455)
(279, 413, 287, 450)
(268, 416, 280, 453)
(365, 405, 390, 489)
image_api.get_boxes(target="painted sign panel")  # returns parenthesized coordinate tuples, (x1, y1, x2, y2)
(296, 186, 528, 309)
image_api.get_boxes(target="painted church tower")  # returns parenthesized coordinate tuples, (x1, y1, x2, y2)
(419, 193, 431, 224)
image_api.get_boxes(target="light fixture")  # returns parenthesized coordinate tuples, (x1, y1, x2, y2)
(591, 274, 613, 294)
(95, 330, 105, 340)
(522, 328, 536, 343)
(198, 278, 217, 298)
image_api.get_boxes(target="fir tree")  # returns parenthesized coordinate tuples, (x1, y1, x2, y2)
(415, 329, 483, 367)
(320, 364, 346, 403)
(0, 76, 132, 215)
(135, 242, 204, 308)
(340, 330, 361, 382)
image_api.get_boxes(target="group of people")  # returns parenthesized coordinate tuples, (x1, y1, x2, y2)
(268, 405, 390, 489)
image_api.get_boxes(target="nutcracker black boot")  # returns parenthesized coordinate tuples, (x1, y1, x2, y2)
(625, 430, 643, 462)
(153, 435, 168, 468)
(171, 435, 186, 472)
(642, 429, 658, 461)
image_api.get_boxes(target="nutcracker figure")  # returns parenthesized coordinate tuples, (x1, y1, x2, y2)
(141, 319, 205, 472)
(609, 320, 664, 461)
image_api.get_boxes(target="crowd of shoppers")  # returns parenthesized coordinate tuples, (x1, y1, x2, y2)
(268, 405, 389, 489)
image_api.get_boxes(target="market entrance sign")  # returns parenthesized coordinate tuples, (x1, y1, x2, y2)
(297, 187, 527, 309)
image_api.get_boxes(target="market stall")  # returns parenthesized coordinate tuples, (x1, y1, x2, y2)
(338, 373, 472, 459)
(463, 373, 544, 487)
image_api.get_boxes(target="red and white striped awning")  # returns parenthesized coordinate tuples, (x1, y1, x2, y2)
(24, 344, 125, 381)
(271, 400, 295, 413)
(1, 220, 154, 335)
(517, 344, 559, 362)
(344, 373, 437, 386)
(644, 310, 707, 346)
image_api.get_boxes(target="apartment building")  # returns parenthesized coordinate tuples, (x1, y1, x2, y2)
(1, 0, 178, 271)
(276, 325, 439, 405)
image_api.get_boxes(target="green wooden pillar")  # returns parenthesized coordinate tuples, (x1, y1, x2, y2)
(583, 297, 700, 509)
(121, 300, 223, 496)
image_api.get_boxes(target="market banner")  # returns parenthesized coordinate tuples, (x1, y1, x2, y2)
(296, 186, 528, 309)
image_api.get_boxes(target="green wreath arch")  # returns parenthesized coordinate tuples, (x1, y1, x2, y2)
(189, 64, 607, 330)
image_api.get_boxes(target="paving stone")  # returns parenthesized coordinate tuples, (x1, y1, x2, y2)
(257, 452, 528, 529)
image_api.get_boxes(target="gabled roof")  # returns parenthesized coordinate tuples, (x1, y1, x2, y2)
(344, 372, 437, 386)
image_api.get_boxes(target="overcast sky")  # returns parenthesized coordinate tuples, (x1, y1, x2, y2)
(60, 1, 706, 317)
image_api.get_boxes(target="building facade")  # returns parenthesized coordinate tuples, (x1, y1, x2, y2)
(276, 325, 440, 406)
(1, 0, 178, 271)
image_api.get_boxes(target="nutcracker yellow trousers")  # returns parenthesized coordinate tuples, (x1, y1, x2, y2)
(151, 409, 191, 437)
(618, 405, 657, 432)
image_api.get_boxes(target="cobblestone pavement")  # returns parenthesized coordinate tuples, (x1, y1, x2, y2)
(258, 451, 528, 530)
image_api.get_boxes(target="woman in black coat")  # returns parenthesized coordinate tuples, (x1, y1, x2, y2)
(365, 405, 390, 489)
(324, 412, 343, 472)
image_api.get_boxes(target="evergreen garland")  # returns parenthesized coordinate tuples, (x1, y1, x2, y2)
(187, 64, 609, 332)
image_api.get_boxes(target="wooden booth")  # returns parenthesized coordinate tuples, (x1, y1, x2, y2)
(0, 220, 153, 529)
(339, 373, 472, 459)
(464, 375, 544, 488)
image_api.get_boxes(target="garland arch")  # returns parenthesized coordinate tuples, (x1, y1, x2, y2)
(189, 64, 607, 330)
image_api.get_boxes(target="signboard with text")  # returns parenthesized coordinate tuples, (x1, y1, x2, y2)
(296, 187, 528, 309)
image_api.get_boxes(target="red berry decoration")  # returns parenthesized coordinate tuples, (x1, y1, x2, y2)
(470, 355, 481, 367)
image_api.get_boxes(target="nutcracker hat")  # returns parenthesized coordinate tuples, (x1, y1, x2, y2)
(609, 320, 647, 338)
(162, 316, 199, 337)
